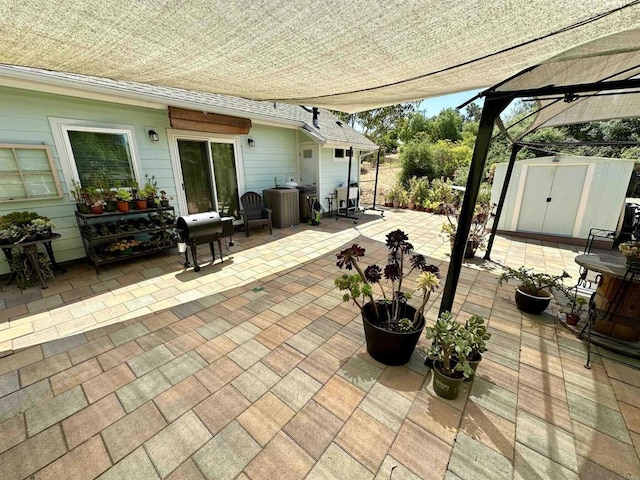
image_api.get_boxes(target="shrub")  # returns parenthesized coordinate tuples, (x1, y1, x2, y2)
(399, 138, 436, 184)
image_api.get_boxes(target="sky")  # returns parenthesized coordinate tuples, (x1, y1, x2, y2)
(418, 88, 519, 118)
(418, 89, 482, 116)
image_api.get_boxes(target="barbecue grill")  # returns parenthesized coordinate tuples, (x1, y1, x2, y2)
(175, 212, 234, 272)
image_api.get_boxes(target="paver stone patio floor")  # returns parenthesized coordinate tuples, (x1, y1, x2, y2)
(1, 209, 640, 479)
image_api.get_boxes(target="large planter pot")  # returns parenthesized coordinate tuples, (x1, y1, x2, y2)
(362, 301, 424, 366)
(432, 361, 466, 400)
(392, 200, 400, 208)
(515, 287, 552, 314)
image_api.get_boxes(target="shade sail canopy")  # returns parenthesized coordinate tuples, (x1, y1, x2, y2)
(1, 1, 639, 113)
(503, 29, 640, 136)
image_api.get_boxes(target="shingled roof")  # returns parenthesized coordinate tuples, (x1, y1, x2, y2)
(0, 65, 377, 150)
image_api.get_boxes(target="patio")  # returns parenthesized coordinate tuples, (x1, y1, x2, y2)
(1, 209, 639, 479)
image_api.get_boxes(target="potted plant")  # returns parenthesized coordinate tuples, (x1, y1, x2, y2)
(386, 183, 404, 209)
(30, 218, 55, 239)
(159, 191, 172, 208)
(116, 189, 132, 212)
(0, 212, 51, 243)
(464, 315, 491, 380)
(70, 179, 91, 214)
(133, 182, 148, 210)
(103, 188, 118, 212)
(498, 266, 571, 314)
(619, 241, 640, 266)
(561, 289, 588, 326)
(143, 174, 159, 205)
(425, 311, 474, 400)
(334, 230, 441, 365)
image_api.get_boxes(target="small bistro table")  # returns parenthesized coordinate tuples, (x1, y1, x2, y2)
(0, 233, 65, 289)
(575, 253, 640, 341)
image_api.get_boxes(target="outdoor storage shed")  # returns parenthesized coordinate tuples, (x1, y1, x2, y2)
(491, 155, 635, 239)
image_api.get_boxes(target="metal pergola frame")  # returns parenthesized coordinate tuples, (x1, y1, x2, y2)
(439, 77, 640, 314)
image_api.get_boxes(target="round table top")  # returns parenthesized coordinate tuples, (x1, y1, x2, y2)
(575, 253, 628, 278)
(0, 233, 61, 249)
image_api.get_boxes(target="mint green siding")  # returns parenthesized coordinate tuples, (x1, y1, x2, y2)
(241, 124, 298, 192)
(0, 87, 173, 274)
(319, 147, 359, 213)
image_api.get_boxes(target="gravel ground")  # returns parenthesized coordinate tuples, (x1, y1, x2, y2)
(359, 154, 401, 206)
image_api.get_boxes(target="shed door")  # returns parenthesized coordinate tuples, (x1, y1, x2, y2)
(517, 165, 587, 235)
(298, 145, 317, 185)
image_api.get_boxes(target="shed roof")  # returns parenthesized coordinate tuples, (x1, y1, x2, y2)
(1, 1, 638, 113)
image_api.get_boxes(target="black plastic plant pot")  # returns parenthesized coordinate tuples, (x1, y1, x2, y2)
(432, 362, 465, 400)
(466, 353, 482, 382)
(515, 287, 552, 314)
(361, 301, 424, 366)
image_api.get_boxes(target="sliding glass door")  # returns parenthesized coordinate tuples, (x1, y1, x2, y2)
(176, 139, 240, 218)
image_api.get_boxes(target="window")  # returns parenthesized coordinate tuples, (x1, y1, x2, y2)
(334, 148, 345, 160)
(0, 144, 62, 202)
(65, 129, 136, 188)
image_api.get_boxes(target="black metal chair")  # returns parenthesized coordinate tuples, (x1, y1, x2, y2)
(583, 261, 640, 368)
(240, 191, 272, 237)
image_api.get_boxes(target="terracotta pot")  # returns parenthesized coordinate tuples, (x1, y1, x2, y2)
(408, 202, 416, 210)
(392, 200, 400, 208)
(90, 206, 104, 215)
(136, 199, 148, 210)
(565, 313, 580, 326)
(117, 201, 130, 212)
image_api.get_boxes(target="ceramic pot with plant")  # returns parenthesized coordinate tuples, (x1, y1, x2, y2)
(619, 241, 640, 266)
(441, 196, 493, 259)
(464, 315, 491, 380)
(499, 266, 571, 314)
(335, 230, 441, 366)
(425, 311, 474, 400)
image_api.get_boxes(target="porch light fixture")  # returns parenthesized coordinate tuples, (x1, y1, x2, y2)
(148, 129, 159, 142)
(247, 138, 256, 147)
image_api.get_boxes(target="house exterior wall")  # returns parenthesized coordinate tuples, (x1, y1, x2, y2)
(241, 124, 298, 192)
(0, 86, 301, 274)
(0, 86, 172, 273)
(319, 147, 359, 213)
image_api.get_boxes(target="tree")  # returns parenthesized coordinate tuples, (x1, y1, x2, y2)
(330, 103, 419, 149)
(465, 102, 482, 122)
(399, 137, 436, 184)
(398, 111, 429, 144)
(431, 108, 464, 142)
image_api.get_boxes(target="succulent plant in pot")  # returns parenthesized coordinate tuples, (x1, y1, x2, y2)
(498, 266, 571, 315)
(464, 315, 491, 380)
(561, 289, 588, 326)
(335, 229, 441, 366)
(425, 311, 474, 400)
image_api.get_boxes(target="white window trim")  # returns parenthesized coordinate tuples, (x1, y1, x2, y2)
(167, 129, 245, 217)
(49, 118, 142, 194)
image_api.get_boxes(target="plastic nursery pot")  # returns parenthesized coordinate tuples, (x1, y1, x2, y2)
(515, 287, 552, 315)
(117, 201, 130, 212)
(77, 204, 91, 214)
(466, 353, 482, 382)
(432, 361, 466, 400)
(136, 200, 148, 210)
(361, 301, 424, 366)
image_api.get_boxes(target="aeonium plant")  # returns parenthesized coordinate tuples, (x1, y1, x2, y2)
(334, 229, 440, 332)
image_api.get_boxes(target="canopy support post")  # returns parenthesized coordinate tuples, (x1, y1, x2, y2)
(484, 143, 522, 261)
(439, 96, 511, 315)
